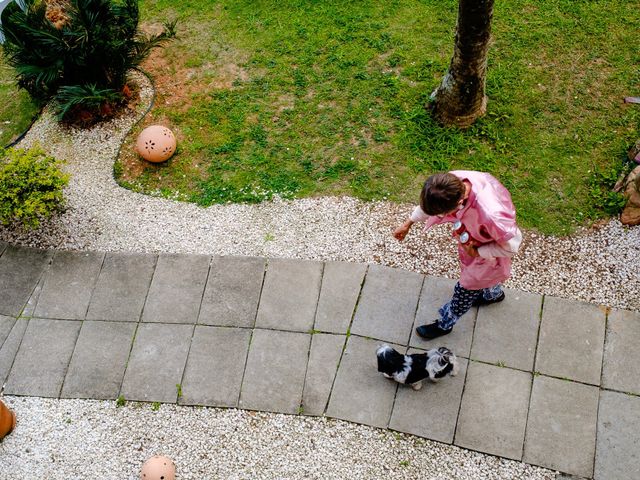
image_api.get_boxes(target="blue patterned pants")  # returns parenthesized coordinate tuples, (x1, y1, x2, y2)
(437, 282, 503, 330)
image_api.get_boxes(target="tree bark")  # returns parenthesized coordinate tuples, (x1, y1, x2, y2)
(431, 0, 494, 128)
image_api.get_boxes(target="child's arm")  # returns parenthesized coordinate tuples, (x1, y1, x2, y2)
(393, 206, 429, 241)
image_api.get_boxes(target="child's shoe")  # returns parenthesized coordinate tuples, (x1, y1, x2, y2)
(472, 291, 505, 307)
(415, 322, 453, 339)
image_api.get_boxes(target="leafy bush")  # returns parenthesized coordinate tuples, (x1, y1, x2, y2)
(0, 0, 175, 121)
(588, 165, 627, 216)
(55, 84, 124, 120)
(0, 147, 69, 229)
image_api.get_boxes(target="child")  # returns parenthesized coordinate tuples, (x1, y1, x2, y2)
(394, 171, 522, 339)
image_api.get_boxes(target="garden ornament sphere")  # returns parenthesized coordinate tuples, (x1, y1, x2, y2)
(140, 455, 176, 480)
(0, 399, 16, 440)
(136, 125, 176, 163)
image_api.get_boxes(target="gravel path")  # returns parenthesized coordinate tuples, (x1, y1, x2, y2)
(1, 70, 635, 479)
(0, 397, 555, 480)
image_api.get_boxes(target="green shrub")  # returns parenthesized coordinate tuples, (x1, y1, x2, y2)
(0, 147, 69, 229)
(55, 84, 124, 120)
(588, 164, 627, 216)
(0, 0, 176, 121)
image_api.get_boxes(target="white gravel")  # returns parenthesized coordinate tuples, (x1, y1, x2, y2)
(0, 397, 556, 480)
(1, 70, 634, 479)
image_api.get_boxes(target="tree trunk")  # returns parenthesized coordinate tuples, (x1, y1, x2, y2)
(431, 0, 494, 128)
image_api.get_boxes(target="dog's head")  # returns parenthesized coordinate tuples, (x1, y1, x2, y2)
(425, 347, 459, 379)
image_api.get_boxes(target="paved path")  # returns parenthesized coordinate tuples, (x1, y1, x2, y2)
(0, 241, 638, 479)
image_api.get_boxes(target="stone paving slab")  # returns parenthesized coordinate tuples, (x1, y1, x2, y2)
(86, 252, 157, 322)
(34, 251, 104, 320)
(351, 265, 423, 345)
(180, 326, 251, 407)
(536, 296, 605, 385)
(595, 390, 640, 480)
(0, 240, 6, 255)
(21, 276, 45, 318)
(255, 258, 323, 332)
(4, 318, 80, 397)
(0, 318, 28, 384)
(61, 321, 136, 400)
(142, 254, 210, 324)
(410, 276, 476, 357)
(314, 262, 366, 334)
(120, 323, 192, 403)
(0, 315, 15, 347)
(239, 329, 311, 414)
(198, 256, 265, 328)
(389, 355, 468, 444)
(326, 335, 398, 429)
(524, 375, 599, 478)
(0, 245, 52, 317)
(471, 289, 542, 371)
(602, 309, 640, 395)
(301, 333, 345, 416)
(455, 361, 532, 460)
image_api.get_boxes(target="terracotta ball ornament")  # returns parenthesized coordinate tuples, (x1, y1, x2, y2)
(136, 125, 176, 163)
(140, 455, 176, 480)
(0, 399, 16, 440)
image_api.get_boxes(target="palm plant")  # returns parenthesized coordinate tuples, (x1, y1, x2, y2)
(0, 0, 176, 121)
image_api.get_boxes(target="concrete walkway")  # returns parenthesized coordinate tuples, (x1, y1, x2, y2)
(0, 241, 638, 479)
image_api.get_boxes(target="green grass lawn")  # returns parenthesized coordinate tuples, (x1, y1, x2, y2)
(1, 0, 634, 236)
(0, 49, 39, 147)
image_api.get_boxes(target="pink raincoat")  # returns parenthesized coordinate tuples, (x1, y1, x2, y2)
(416, 170, 519, 290)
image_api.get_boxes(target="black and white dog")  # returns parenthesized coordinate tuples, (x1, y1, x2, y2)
(376, 345, 459, 390)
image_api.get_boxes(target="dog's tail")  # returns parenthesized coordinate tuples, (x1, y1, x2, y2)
(376, 344, 394, 356)
(376, 344, 400, 373)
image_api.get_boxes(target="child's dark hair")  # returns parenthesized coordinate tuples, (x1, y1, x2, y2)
(420, 173, 465, 215)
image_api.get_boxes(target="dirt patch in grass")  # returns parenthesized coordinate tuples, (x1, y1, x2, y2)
(142, 50, 197, 112)
(210, 63, 250, 89)
(140, 23, 252, 113)
(275, 94, 296, 112)
(147, 56, 249, 102)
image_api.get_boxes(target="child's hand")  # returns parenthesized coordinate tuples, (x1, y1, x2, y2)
(393, 222, 412, 241)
